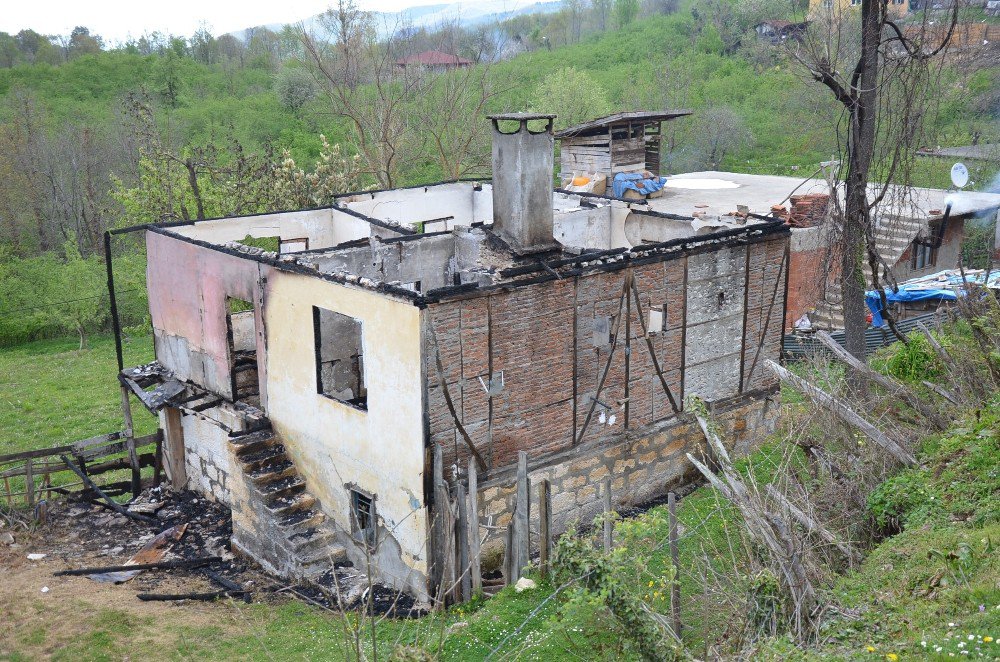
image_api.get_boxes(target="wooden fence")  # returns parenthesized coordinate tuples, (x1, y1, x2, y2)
(0, 430, 162, 513)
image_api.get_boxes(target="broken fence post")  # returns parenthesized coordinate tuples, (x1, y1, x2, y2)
(120, 386, 140, 498)
(602, 476, 613, 553)
(456, 479, 471, 603)
(538, 478, 551, 578)
(468, 457, 482, 597)
(511, 451, 530, 581)
(668, 491, 682, 639)
(765, 360, 917, 467)
(24, 458, 34, 511)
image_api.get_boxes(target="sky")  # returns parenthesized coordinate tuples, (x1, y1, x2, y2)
(0, 0, 450, 43)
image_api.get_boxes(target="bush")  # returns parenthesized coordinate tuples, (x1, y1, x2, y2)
(870, 332, 940, 383)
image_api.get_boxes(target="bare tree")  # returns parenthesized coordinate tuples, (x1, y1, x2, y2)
(302, 1, 427, 188)
(791, 1, 959, 358)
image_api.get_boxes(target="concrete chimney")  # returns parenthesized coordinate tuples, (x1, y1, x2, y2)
(488, 113, 559, 254)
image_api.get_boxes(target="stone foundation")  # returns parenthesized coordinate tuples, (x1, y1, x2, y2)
(475, 389, 779, 545)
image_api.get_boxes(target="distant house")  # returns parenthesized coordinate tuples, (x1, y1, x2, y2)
(395, 50, 472, 71)
(753, 20, 809, 44)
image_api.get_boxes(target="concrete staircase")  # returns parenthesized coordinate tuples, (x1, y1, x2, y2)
(228, 428, 347, 580)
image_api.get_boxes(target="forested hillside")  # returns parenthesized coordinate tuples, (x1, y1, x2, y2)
(0, 0, 996, 346)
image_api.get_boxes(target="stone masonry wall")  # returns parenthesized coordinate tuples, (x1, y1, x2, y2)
(176, 411, 234, 504)
(475, 390, 779, 545)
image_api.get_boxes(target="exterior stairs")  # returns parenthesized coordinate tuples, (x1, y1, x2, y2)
(228, 427, 347, 580)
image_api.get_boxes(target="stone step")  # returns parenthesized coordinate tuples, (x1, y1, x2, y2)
(245, 453, 292, 476)
(232, 435, 277, 459)
(238, 443, 287, 467)
(229, 428, 274, 449)
(260, 474, 306, 495)
(291, 529, 340, 557)
(279, 504, 321, 528)
(268, 492, 316, 517)
(264, 482, 308, 509)
(281, 509, 327, 534)
(299, 545, 348, 572)
(250, 464, 298, 486)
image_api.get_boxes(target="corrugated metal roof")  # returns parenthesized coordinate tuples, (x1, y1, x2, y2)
(554, 110, 693, 138)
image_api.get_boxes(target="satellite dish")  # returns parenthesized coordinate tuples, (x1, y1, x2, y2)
(950, 162, 969, 188)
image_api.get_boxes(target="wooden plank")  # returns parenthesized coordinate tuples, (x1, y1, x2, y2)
(162, 407, 187, 490)
(59, 455, 159, 525)
(430, 445, 446, 604)
(668, 492, 681, 638)
(24, 458, 34, 510)
(71, 432, 124, 452)
(602, 476, 612, 553)
(538, 479, 551, 577)
(121, 386, 140, 498)
(456, 480, 471, 602)
(0, 445, 76, 464)
(510, 451, 530, 581)
(468, 458, 482, 597)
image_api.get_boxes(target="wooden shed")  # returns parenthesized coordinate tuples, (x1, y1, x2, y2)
(555, 110, 692, 181)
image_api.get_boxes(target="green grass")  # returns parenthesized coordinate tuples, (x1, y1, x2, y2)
(0, 333, 155, 456)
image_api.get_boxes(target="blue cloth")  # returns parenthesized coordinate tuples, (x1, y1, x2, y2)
(865, 269, 1000, 327)
(612, 173, 666, 198)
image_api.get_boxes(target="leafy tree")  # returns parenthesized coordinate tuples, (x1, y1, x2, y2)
(274, 66, 318, 111)
(613, 0, 641, 29)
(531, 67, 612, 130)
(68, 26, 102, 58)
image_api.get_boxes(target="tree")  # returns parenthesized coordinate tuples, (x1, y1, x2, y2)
(613, 0, 641, 29)
(154, 49, 184, 107)
(531, 67, 612, 131)
(68, 26, 102, 58)
(275, 66, 318, 111)
(690, 106, 753, 169)
(302, 1, 426, 188)
(791, 1, 959, 358)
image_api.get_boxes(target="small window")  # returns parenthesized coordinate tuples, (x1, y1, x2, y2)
(313, 307, 367, 409)
(350, 489, 376, 546)
(910, 240, 936, 270)
(279, 237, 309, 254)
(402, 281, 422, 293)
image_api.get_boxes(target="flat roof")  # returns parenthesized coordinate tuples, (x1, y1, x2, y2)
(646, 171, 1000, 221)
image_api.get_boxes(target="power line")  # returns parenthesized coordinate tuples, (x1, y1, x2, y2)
(0, 288, 141, 316)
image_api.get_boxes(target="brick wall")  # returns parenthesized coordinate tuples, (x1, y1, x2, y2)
(425, 232, 788, 480)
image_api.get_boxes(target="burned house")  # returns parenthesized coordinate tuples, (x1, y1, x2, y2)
(117, 115, 789, 601)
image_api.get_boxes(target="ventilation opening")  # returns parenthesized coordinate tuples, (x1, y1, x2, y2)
(313, 306, 367, 410)
(350, 489, 376, 546)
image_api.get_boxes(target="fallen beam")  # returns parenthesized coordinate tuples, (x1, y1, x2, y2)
(815, 331, 948, 430)
(54, 556, 222, 576)
(137, 590, 247, 602)
(765, 361, 917, 467)
(58, 455, 159, 525)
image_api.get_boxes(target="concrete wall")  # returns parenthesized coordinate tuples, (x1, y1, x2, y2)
(476, 392, 778, 546)
(311, 234, 458, 291)
(263, 269, 429, 597)
(424, 232, 788, 480)
(147, 231, 267, 402)
(337, 182, 492, 230)
(170, 207, 390, 251)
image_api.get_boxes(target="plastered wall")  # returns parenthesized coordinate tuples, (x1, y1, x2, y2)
(263, 270, 429, 596)
(147, 231, 267, 402)
(170, 207, 392, 251)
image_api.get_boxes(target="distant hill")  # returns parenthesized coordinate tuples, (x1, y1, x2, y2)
(229, 0, 563, 39)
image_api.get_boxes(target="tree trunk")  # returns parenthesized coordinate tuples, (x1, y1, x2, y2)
(841, 0, 882, 360)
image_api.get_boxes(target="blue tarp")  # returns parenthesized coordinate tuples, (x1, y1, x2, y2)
(866, 269, 1000, 327)
(612, 172, 667, 198)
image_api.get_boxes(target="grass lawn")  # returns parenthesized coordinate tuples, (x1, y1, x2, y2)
(0, 334, 155, 456)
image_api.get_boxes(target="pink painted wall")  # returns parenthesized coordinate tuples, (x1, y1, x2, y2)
(146, 230, 268, 403)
